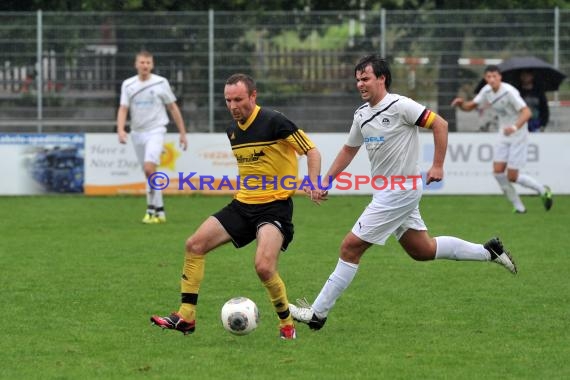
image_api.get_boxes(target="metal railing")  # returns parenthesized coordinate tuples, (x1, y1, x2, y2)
(0, 9, 568, 133)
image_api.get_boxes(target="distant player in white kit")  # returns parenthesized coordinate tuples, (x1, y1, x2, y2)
(117, 50, 188, 224)
(290, 55, 518, 331)
(451, 64, 553, 213)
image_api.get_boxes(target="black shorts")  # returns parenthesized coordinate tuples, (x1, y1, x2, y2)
(213, 198, 294, 251)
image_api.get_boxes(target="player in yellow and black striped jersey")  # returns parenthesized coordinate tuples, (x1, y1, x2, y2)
(227, 104, 315, 204)
(150, 73, 324, 340)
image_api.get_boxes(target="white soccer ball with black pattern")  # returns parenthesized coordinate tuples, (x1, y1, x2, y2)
(221, 297, 259, 335)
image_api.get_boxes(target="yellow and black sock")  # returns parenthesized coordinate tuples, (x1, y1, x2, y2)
(262, 273, 293, 327)
(178, 252, 205, 322)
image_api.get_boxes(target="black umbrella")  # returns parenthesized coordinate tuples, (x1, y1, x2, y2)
(474, 56, 566, 93)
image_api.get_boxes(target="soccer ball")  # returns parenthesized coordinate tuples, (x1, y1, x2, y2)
(221, 297, 259, 335)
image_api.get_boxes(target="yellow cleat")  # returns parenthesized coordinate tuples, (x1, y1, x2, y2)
(142, 213, 156, 224)
(154, 214, 167, 224)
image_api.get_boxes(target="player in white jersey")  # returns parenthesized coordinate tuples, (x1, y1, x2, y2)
(451, 65, 553, 213)
(117, 50, 188, 224)
(289, 55, 518, 331)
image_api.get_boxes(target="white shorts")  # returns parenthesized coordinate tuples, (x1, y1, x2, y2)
(130, 127, 166, 165)
(494, 133, 528, 170)
(351, 188, 427, 245)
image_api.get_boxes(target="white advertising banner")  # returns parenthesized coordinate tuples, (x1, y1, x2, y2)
(83, 132, 570, 196)
(84, 133, 238, 195)
(422, 132, 569, 195)
(310, 132, 570, 195)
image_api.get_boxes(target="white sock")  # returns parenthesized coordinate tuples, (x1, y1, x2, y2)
(146, 184, 155, 214)
(154, 190, 164, 215)
(435, 236, 491, 261)
(516, 174, 545, 195)
(494, 173, 525, 212)
(312, 258, 358, 318)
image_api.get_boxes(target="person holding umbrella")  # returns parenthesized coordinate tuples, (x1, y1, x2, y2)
(452, 64, 553, 214)
(471, 56, 566, 132)
(518, 70, 549, 132)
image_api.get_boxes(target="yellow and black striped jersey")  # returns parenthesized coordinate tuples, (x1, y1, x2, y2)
(226, 105, 315, 204)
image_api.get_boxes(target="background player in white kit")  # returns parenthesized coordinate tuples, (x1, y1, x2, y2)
(451, 65, 553, 213)
(117, 50, 188, 224)
(290, 55, 517, 331)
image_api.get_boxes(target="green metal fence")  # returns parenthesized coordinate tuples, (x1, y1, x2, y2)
(0, 9, 568, 133)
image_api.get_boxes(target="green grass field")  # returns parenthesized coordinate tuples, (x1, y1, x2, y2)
(1, 194, 569, 379)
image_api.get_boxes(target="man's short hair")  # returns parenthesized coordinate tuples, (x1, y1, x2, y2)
(484, 64, 501, 74)
(355, 54, 392, 91)
(225, 73, 257, 95)
(135, 50, 153, 60)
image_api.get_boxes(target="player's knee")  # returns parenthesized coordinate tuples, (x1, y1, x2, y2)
(185, 236, 207, 255)
(144, 168, 155, 178)
(339, 242, 364, 264)
(403, 238, 436, 261)
(254, 260, 273, 281)
(143, 163, 157, 177)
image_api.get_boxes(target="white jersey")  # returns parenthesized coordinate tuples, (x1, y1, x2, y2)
(473, 82, 528, 141)
(346, 93, 429, 179)
(119, 74, 176, 133)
